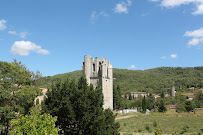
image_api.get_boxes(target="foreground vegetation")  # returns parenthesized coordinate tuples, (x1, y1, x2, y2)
(118, 110, 203, 135)
(0, 60, 119, 134)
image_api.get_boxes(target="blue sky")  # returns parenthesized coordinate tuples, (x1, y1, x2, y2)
(1, 0, 203, 76)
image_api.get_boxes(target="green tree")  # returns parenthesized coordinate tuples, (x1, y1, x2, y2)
(185, 100, 196, 112)
(142, 96, 147, 113)
(158, 100, 167, 112)
(194, 91, 203, 108)
(176, 103, 186, 113)
(9, 106, 59, 135)
(160, 91, 165, 98)
(147, 93, 155, 110)
(43, 76, 120, 135)
(128, 93, 133, 100)
(113, 85, 123, 110)
(0, 60, 42, 134)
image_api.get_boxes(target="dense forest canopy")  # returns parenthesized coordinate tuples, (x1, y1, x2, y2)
(40, 67, 203, 94)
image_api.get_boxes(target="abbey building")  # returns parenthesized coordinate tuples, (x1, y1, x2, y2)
(82, 55, 113, 110)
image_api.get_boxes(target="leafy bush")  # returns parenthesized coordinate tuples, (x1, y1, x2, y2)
(154, 128, 162, 135)
(153, 121, 158, 127)
(180, 125, 189, 134)
(9, 107, 59, 135)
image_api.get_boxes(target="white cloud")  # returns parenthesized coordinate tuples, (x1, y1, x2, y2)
(160, 56, 167, 59)
(200, 37, 203, 42)
(141, 12, 150, 16)
(114, 0, 132, 14)
(8, 31, 28, 38)
(170, 54, 177, 58)
(0, 19, 6, 31)
(114, 2, 128, 14)
(11, 41, 49, 56)
(192, 3, 203, 15)
(184, 27, 203, 48)
(19, 32, 28, 38)
(128, 65, 136, 69)
(127, 0, 132, 6)
(150, 0, 203, 15)
(90, 11, 97, 23)
(8, 31, 17, 35)
(184, 27, 203, 38)
(161, 0, 203, 7)
(188, 38, 200, 47)
(90, 11, 109, 24)
(100, 11, 110, 17)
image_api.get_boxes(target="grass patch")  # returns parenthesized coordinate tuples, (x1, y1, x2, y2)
(117, 110, 203, 134)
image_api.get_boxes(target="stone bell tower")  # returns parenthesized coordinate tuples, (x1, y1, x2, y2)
(82, 55, 113, 110)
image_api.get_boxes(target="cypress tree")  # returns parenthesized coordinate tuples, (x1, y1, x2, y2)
(113, 85, 123, 110)
(161, 91, 165, 98)
(142, 96, 147, 113)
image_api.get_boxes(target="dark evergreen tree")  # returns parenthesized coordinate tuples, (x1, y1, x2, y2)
(113, 85, 123, 110)
(142, 96, 147, 113)
(128, 93, 133, 100)
(43, 76, 120, 135)
(147, 93, 155, 110)
(124, 94, 127, 99)
(158, 100, 167, 112)
(161, 91, 165, 98)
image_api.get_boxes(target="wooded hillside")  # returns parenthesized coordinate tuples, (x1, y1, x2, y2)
(40, 67, 203, 94)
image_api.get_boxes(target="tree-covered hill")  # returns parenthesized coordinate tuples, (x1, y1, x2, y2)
(40, 67, 203, 94)
(40, 70, 83, 88)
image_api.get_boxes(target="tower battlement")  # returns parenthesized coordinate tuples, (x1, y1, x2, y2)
(82, 55, 113, 110)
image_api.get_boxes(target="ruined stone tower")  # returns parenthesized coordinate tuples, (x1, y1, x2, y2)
(82, 55, 113, 110)
(171, 86, 176, 97)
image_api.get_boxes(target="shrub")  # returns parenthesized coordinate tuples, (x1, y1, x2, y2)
(145, 124, 151, 132)
(138, 129, 142, 132)
(180, 125, 189, 134)
(154, 128, 162, 135)
(153, 121, 158, 127)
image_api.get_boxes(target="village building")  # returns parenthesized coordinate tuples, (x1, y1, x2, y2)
(182, 93, 195, 100)
(122, 92, 147, 99)
(166, 105, 176, 110)
(130, 92, 147, 98)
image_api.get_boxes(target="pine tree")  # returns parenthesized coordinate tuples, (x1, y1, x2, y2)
(43, 76, 120, 134)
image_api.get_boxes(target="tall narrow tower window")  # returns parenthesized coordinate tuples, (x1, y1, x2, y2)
(93, 64, 95, 72)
